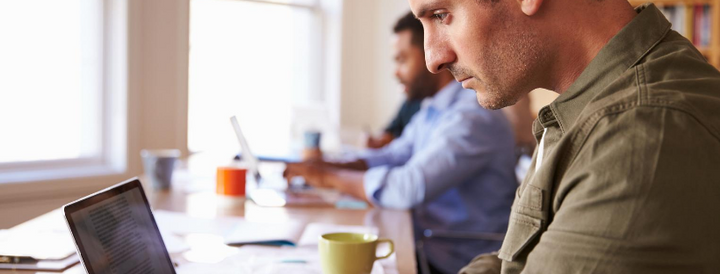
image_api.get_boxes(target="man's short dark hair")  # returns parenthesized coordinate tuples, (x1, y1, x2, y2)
(393, 11, 424, 50)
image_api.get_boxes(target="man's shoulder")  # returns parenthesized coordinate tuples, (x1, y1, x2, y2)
(640, 31, 720, 111)
(575, 92, 720, 147)
(578, 38, 720, 143)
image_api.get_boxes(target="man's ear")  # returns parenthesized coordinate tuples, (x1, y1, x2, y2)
(518, 0, 543, 16)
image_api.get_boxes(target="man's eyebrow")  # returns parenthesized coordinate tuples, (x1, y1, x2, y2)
(415, 8, 429, 18)
(413, 0, 444, 19)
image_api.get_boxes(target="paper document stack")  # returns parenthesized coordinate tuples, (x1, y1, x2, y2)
(0, 209, 79, 271)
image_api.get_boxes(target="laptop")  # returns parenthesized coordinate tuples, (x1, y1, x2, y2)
(229, 116, 338, 207)
(63, 178, 176, 274)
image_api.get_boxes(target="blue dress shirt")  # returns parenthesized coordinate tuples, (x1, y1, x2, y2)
(358, 82, 517, 274)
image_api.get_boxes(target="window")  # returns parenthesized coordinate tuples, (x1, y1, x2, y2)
(188, 0, 323, 156)
(0, 0, 127, 183)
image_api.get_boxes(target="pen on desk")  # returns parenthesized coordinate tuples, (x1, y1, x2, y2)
(0, 256, 38, 264)
(279, 259, 307, 264)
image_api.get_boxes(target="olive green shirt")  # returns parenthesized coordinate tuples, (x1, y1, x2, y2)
(460, 3, 720, 274)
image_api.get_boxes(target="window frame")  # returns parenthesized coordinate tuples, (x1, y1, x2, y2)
(0, 0, 129, 186)
(0, 0, 343, 224)
(186, 0, 330, 154)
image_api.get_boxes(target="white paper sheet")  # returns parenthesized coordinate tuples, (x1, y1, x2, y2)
(160, 229, 191, 254)
(0, 209, 76, 260)
(154, 210, 240, 235)
(154, 210, 304, 246)
(176, 245, 391, 274)
(297, 223, 379, 246)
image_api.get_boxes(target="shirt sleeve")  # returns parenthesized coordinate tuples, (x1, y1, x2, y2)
(364, 106, 513, 209)
(358, 111, 419, 168)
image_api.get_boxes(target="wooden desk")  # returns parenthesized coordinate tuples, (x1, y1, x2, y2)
(1, 166, 417, 274)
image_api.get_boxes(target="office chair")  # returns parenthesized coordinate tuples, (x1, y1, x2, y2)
(416, 229, 505, 274)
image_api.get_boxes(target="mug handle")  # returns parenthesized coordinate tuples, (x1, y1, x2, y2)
(375, 239, 395, 260)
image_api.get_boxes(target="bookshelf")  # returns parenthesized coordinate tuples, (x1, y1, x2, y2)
(629, 0, 720, 67)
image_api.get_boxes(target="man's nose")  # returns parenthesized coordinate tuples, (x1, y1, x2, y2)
(424, 33, 455, 74)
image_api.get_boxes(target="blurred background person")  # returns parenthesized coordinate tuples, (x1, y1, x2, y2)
(365, 13, 438, 149)
(285, 12, 518, 274)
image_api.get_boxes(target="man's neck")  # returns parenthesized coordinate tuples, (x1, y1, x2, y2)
(544, 0, 637, 94)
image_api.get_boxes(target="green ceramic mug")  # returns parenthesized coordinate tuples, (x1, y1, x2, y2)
(319, 232, 395, 274)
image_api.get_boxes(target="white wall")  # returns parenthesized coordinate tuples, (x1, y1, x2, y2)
(132, 0, 190, 157)
(339, 0, 412, 132)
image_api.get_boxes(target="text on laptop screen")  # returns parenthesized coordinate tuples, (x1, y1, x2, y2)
(69, 187, 174, 274)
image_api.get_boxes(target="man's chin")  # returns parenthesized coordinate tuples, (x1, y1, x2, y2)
(474, 91, 515, 110)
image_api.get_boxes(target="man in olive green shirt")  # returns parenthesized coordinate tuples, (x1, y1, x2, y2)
(410, 0, 720, 273)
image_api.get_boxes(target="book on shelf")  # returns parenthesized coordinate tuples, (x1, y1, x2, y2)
(657, 4, 712, 49)
(659, 5, 686, 36)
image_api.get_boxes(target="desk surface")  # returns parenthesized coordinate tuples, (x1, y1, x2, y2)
(1, 162, 417, 274)
(148, 184, 418, 274)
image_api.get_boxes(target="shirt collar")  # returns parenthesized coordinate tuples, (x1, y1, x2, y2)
(421, 81, 463, 111)
(541, 3, 671, 133)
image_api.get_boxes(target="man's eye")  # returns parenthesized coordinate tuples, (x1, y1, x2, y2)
(432, 13, 448, 22)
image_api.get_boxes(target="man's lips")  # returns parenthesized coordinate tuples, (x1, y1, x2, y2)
(457, 77, 472, 83)
(457, 76, 475, 89)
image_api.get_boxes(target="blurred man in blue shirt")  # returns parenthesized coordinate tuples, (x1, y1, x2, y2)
(284, 12, 517, 274)
(367, 14, 440, 149)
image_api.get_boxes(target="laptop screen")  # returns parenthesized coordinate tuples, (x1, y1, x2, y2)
(63, 178, 175, 274)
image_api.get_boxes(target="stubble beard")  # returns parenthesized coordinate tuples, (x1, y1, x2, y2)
(473, 12, 544, 110)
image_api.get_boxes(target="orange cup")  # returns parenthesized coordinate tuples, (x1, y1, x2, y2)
(216, 166, 247, 197)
